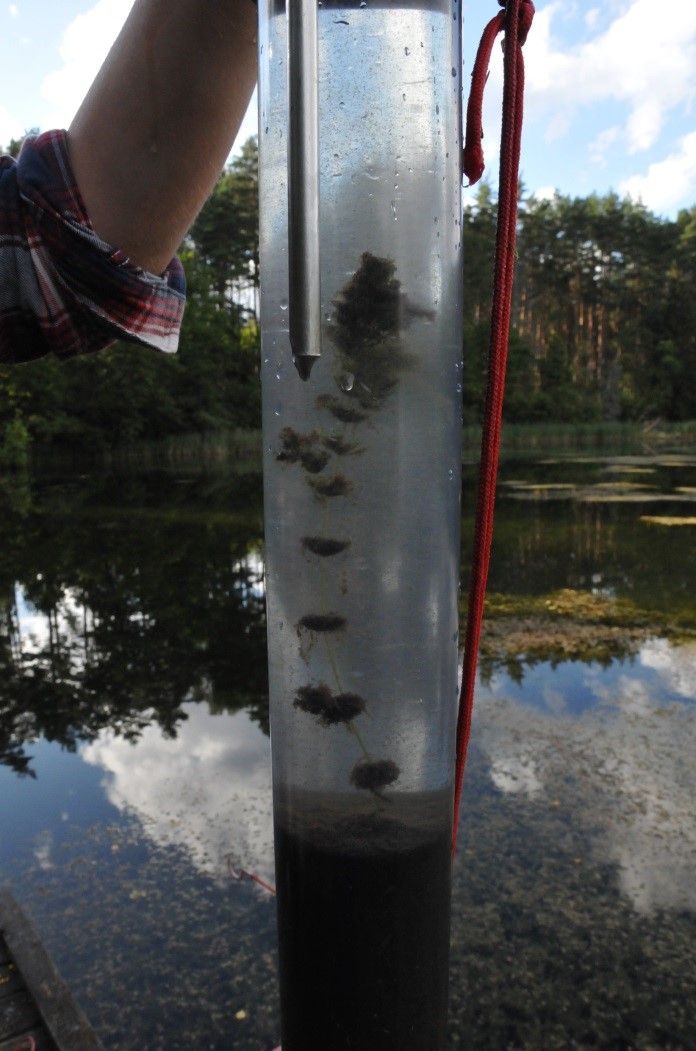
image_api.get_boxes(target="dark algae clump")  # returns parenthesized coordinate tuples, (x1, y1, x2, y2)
(275, 426, 311, 464)
(321, 434, 362, 456)
(301, 536, 351, 557)
(327, 251, 414, 410)
(350, 758, 401, 792)
(294, 684, 366, 726)
(298, 447, 330, 474)
(307, 473, 353, 498)
(316, 393, 368, 424)
(275, 427, 330, 474)
(275, 809, 451, 1051)
(298, 613, 347, 633)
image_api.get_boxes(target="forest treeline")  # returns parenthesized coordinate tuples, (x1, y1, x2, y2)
(1, 134, 695, 458)
(464, 182, 696, 424)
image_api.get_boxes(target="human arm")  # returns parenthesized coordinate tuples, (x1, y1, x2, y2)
(68, 0, 258, 276)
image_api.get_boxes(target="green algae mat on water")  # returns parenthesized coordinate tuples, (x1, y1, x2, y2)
(641, 515, 696, 526)
(471, 588, 696, 672)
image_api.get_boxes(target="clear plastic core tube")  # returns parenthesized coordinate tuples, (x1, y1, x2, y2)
(258, 1, 463, 1045)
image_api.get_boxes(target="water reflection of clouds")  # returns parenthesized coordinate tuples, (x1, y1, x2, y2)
(489, 753, 543, 798)
(232, 551, 266, 601)
(477, 640, 696, 915)
(639, 638, 696, 699)
(33, 829, 55, 871)
(14, 549, 266, 658)
(83, 705, 274, 883)
(15, 583, 83, 654)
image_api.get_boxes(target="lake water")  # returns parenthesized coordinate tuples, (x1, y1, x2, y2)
(1, 451, 694, 1049)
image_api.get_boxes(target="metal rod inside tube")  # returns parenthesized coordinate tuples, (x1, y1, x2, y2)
(287, 0, 321, 380)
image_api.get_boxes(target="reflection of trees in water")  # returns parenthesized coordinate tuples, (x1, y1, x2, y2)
(464, 489, 695, 619)
(0, 474, 268, 777)
(4, 461, 692, 778)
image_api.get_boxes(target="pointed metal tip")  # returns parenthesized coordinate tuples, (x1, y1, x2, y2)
(293, 355, 317, 382)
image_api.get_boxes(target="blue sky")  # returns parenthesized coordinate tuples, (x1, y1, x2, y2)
(1, 0, 694, 216)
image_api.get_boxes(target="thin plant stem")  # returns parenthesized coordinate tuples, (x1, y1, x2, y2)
(318, 451, 373, 766)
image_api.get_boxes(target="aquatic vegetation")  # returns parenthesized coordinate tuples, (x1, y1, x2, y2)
(502, 479, 696, 504)
(594, 481, 657, 491)
(480, 621, 653, 675)
(578, 492, 695, 504)
(640, 516, 696, 527)
(326, 252, 414, 411)
(300, 448, 331, 474)
(276, 426, 314, 464)
(298, 613, 347, 633)
(294, 684, 366, 726)
(321, 434, 363, 456)
(276, 427, 330, 473)
(350, 759, 400, 792)
(307, 473, 354, 498)
(503, 485, 578, 501)
(483, 589, 651, 626)
(475, 588, 696, 674)
(287, 254, 417, 799)
(301, 536, 352, 557)
(316, 393, 368, 424)
(602, 465, 657, 475)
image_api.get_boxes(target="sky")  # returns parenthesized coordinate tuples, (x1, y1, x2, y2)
(0, 0, 694, 217)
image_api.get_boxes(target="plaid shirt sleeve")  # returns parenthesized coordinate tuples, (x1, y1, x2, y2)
(0, 129, 186, 365)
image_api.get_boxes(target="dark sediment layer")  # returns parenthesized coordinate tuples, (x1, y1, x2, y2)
(274, 791, 452, 1050)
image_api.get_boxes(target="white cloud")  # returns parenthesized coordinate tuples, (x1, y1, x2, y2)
(530, 185, 557, 201)
(39, 0, 256, 154)
(589, 125, 620, 166)
(544, 110, 571, 143)
(619, 132, 696, 214)
(523, 0, 696, 153)
(8, 4, 18, 17)
(41, 0, 135, 129)
(584, 7, 600, 29)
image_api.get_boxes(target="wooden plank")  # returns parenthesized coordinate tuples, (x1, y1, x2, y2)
(0, 892, 103, 1051)
(0, 991, 40, 1042)
(0, 1027, 57, 1050)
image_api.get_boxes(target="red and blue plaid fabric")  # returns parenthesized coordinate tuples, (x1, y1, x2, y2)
(0, 129, 185, 365)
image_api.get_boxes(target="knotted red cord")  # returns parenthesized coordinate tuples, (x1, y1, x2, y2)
(452, 0, 534, 857)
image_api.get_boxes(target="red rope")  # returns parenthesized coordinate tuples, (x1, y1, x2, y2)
(452, 0, 534, 857)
